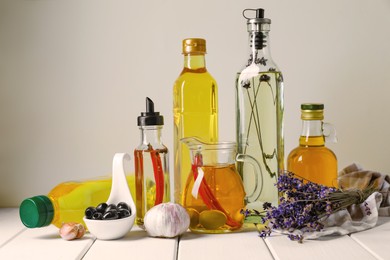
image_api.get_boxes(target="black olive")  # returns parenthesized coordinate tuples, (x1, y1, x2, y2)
(92, 212, 103, 220)
(105, 204, 117, 212)
(117, 202, 130, 211)
(85, 206, 96, 219)
(86, 202, 131, 221)
(103, 210, 119, 220)
(96, 202, 108, 213)
(118, 209, 131, 218)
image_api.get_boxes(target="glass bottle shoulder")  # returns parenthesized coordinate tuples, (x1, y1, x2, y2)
(288, 143, 337, 160)
(173, 68, 218, 112)
(135, 143, 168, 152)
(238, 56, 280, 72)
(174, 69, 217, 88)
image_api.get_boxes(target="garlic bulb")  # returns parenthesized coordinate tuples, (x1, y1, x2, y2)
(59, 222, 85, 240)
(144, 202, 190, 238)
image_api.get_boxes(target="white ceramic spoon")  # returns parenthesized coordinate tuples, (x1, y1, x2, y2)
(84, 153, 136, 240)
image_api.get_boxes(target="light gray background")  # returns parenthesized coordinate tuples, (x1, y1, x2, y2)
(1, 0, 389, 206)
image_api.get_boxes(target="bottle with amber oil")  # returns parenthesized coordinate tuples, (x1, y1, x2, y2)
(173, 38, 218, 204)
(134, 97, 170, 228)
(287, 103, 337, 187)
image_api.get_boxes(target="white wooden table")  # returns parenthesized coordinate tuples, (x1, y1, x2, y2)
(1, 208, 389, 260)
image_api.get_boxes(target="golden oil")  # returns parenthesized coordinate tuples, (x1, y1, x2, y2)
(287, 104, 337, 187)
(182, 164, 245, 233)
(173, 38, 218, 204)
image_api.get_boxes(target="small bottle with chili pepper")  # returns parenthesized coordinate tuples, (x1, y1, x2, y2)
(134, 97, 170, 228)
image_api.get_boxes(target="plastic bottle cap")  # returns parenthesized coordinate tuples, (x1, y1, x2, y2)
(137, 97, 164, 126)
(19, 195, 54, 228)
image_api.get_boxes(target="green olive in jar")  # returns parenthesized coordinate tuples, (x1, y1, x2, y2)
(187, 208, 200, 229)
(199, 210, 227, 230)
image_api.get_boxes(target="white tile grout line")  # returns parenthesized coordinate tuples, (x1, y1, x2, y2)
(79, 236, 97, 260)
(173, 235, 180, 260)
(0, 228, 27, 249)
(264, 236, 278, 260)
(349, 234, 383, 260)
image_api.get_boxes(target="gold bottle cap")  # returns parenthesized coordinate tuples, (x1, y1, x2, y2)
(182, 38, 206, 54)
(301, 103, 324, 120)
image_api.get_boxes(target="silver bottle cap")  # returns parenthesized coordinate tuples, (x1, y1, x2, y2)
(243, 8, 271, 32)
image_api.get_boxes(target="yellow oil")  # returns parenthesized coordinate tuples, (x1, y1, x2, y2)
(236, 71, 284, 209)
(49, 175, 135, 228)
(183, 164, 245, 233)
(173, 57, 218, 204)
(287, 136, 337, 187)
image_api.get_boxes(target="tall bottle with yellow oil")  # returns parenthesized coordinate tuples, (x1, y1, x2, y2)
(173, 38, 218, 204)
(287, 103, 338, 187)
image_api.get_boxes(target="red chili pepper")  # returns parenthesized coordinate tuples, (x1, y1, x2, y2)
(149, 144, 164, 205)
(192, 153, 241, 228)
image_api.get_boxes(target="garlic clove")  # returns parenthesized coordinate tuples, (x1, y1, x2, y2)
(75, 223, 86, 238)
(59, 222, 85, 240)
(144, 202, 190, 238)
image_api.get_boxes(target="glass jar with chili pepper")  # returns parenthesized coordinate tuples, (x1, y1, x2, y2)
(181, 137, 262, 233)
(134, 97, 170, 228)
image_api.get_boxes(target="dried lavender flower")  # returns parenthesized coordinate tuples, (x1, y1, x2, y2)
(243, 172, 378, 242)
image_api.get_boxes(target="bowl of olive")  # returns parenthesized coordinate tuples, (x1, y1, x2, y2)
(83, 153, 136, 240)
(83, 201, 135, 240)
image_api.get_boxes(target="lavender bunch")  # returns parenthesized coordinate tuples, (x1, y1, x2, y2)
(242, 172, 376, 242)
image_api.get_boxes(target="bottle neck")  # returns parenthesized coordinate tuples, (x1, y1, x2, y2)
(247, 30, 274, 68)
(183, 54, 207, 72)
(299, 120, 325, 146)
(139, 125, 164, 147)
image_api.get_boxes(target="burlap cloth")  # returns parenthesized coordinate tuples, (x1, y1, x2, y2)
(279, 163, 390, 239)
(338, 163, 390, 216)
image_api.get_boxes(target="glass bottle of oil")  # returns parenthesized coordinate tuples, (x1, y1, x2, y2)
(287, 103, 338, 187)
(19, 175, 136, 228)
(134, 97, 170, 228)
(236, 8, 284, 210)
(173, 38, 218, 204)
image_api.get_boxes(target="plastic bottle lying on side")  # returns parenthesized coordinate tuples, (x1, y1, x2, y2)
(19, 175, 135, 228)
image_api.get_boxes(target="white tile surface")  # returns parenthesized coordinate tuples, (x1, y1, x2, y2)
(83, 227, 178, 260)
(0, 208, 26, 248)
(178, 230, 273, 260)
(1, 209, 389, 260)
(265, 234, 377, 260)
(0, 224, 94, 260)
(351, 217, 390, 260)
